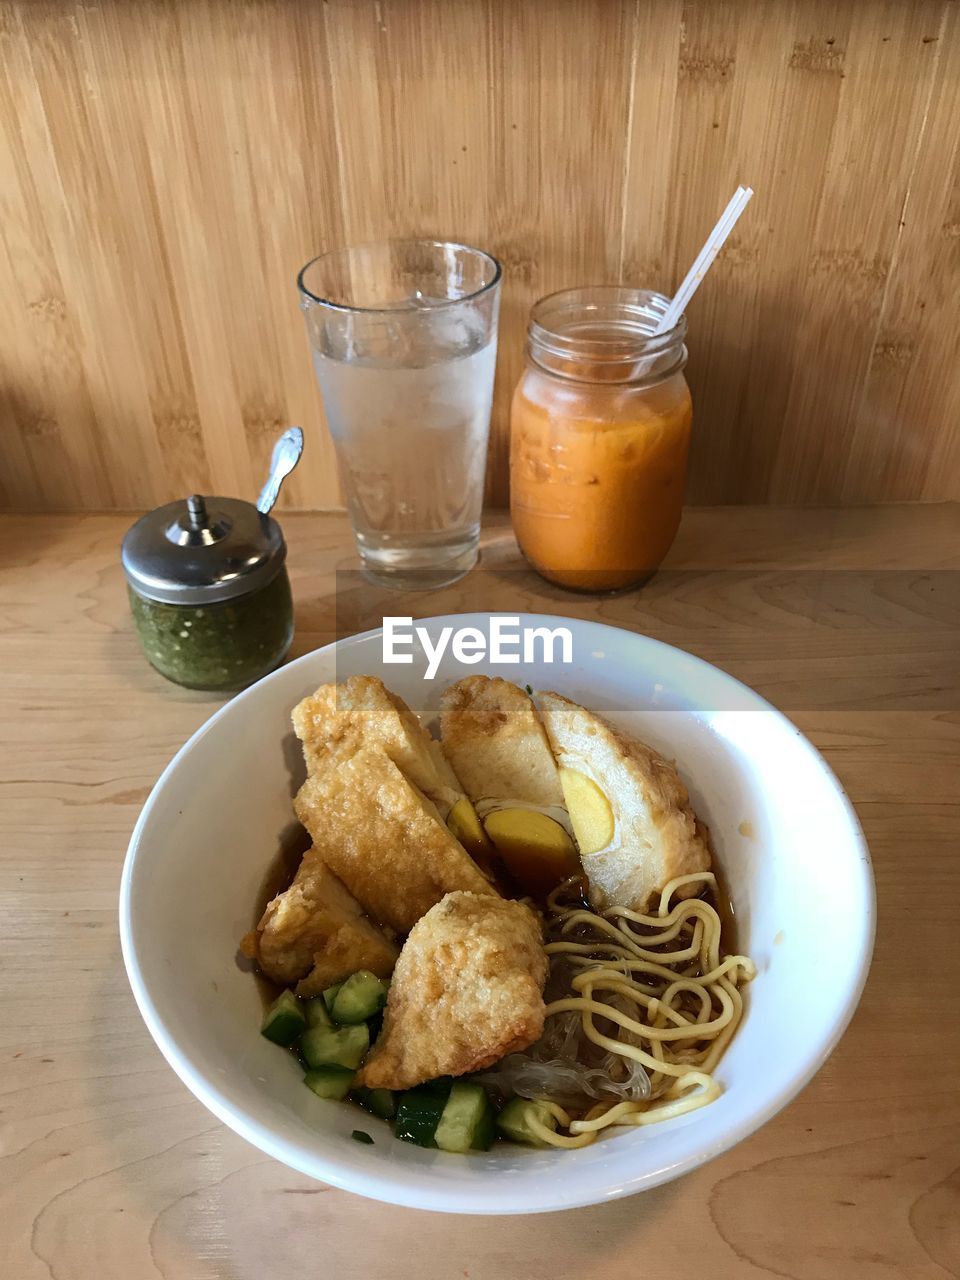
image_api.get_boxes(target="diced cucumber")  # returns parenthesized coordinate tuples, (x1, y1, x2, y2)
(303, 1065, 355, 1101)
(322, 982, 343, 1014)
(304, 997, 334, 1029)
(300, 1022, 369, 1070)
(353, 1086, 397, 1120)
(435, 1083, 495, 1153)
(496, 1098, 558, 1147)
(471, 1102, 496, 1152)
(331, 971, 388, 1024)
(260, 989, 306, 1046)
(394, 1084, 450, 1148)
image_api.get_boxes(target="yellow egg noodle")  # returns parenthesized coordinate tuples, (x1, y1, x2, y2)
(533, 872, 756, 1147)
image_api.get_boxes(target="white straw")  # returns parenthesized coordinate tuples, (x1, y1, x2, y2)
(654, 185, 754, 335)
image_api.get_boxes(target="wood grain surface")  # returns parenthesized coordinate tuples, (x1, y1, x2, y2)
(1, 506, 959, 1278)
(2, 1, 960, 513)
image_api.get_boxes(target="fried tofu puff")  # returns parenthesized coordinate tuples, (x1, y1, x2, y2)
(293, 676, 496, 874)
(253, 848, 399, 995)
(292, 676, 462, 816)
(356, 892, 547, 1091)
(294, 750, 497, 936)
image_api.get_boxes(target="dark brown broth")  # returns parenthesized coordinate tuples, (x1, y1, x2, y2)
(696, 818, 739, 954)
(710, 855, 739, 955)
(256, 828, 310, 919)
(249, 825, 311, 1009)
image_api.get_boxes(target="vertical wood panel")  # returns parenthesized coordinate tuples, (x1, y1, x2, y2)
(85, 0, 344, 509)
(723, 1, 854, 501)
(770, 0, 946, 502)
(8, 2, 169, 510)
(77, 3, 211, 502)
(0, 0, 958, 512)
(851, 3, 960, 501)
(620, 0, 683, 286)
(0, 5, 119, 509)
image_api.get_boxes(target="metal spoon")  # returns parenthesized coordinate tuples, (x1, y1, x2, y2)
(256, 426, 304, 514)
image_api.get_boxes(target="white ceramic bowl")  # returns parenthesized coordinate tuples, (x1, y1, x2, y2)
(120, 614, 874, 1214)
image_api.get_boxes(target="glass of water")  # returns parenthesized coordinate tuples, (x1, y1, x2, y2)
(298, 240, 502, 589)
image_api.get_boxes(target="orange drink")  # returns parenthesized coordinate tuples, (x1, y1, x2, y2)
(510, 288, 692, 592)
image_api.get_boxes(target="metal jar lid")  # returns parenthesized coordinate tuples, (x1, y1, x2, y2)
(121, 494, 287, 606)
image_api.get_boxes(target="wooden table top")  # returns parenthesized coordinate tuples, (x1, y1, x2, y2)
(2, 506, 958, 1279)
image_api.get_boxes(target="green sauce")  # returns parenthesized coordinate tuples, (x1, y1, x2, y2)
(129, 568, 294, 691)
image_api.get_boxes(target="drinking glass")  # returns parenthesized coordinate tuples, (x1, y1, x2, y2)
(298, 240, 502, 589)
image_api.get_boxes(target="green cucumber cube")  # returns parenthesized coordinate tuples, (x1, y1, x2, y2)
(394, 1086, 449, 1148)
(496, 1098, 558, 1148)
(260, 989, 305, 1046)
(322, 983, 343, 1014)
(435, 1083, 496, 1153)
(300, 1022, 369, 1071)
(352, 1086, 396, 1120)
(303, 1065, 355, 1101)
(331, 971, 389, 1024)
(304, 997, 334, 1029)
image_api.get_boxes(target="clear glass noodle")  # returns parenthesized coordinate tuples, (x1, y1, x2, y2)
(299, 240, 502, 589)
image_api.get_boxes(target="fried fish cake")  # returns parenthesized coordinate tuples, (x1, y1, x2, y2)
(355, 892, 547, 1091)
(294, 748, 497, 935)
(538, 691, 711, 911)
(292, 676, 462, 816)
(253, 848, 399, 994)
(440, 675, 564, 807)
(440, 676, 577, 896)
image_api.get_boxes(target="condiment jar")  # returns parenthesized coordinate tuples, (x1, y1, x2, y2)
(510, 287, 692, 592)
(122, 494, 294, 691)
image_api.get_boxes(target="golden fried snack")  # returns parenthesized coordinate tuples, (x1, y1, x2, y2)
(440, 676, 578, 897)
(439, 675, 564, 807)
(294, 749, 497, 935)
(356, 892, 547, 1091)
(292, 676, 462, 817)
(254, 848, 398, 994)
(538, 691, 711, 911)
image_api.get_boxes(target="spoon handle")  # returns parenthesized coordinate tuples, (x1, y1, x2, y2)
(257, 427, 304, 514)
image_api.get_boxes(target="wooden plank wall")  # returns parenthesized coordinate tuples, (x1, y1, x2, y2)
(1, 0, 958, 512)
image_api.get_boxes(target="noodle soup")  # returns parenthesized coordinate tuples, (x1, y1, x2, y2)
(245, 675, 755, 1153)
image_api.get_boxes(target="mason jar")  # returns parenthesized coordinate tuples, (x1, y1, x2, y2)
(510, 287, 692, 592)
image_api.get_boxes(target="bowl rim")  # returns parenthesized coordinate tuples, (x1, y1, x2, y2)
(119, 612, 876, 1214)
